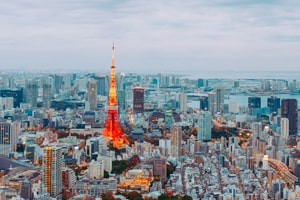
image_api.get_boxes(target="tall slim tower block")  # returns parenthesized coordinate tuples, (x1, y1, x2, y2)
(179, 92, 187, 113)
(44, 146, 62, 199)
(197, 111, 212, 141)
(280, 118, 289, 141)
(214, 85, 225, 113)
(42, 83, 52, 109)
(102, 46, 129, 148)
(170, 126, 182, 157)
(87, 80, 98, 110)
(25, 80, 38, 107)
(133, 87, 144, 113)
(208, 92, 216, 115)
(281, 99, 298, 135)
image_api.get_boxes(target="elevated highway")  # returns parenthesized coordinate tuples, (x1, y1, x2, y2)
(268, 158, 298, 184)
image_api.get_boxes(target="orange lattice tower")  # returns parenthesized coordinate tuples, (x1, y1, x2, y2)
(102, 45, 129, 148)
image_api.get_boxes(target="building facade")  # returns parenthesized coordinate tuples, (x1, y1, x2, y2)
(281, 99, 298, 135)
(197, 111, 212, 141)
(133, 88, 144, 113)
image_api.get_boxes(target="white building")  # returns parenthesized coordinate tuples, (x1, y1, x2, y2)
(0, 97, 14, 110)
(89, 158, 104, 179)
(0, 121, 19, 156)
(228, 101, 239, 113)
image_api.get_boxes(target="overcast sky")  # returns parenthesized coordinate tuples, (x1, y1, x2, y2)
(0, 0, 300, 74)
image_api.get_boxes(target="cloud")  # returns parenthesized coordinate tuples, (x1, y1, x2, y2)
(0, 0, 299, 74)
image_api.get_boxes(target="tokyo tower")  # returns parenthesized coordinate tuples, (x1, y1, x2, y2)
(102, 45, 129, 148)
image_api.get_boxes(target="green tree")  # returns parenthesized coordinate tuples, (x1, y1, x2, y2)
(104, 170, 109, 178)
(158, 194, 170, 200)
(182, 195, 193, 200)
(125, 191, 143, 200)
(111, 160, 129, 174)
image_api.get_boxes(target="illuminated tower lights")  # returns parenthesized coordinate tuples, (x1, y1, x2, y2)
(102, 45, 129, 148)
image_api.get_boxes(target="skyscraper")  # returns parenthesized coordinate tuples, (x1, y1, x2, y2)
(53, 74, 63, 94)
(214, 85, 225, 113)
(102, 46, 129, 148)
(0, 121, 19, 156)
(208, 92, 216, 115)
(25, 80, 38, 107)
(199, 96, 208, 111)
(170, 126, 182, 157)
(179, 92, 187, 113)
(87, 80, 98, 110)
(44, 146, 63, 199)
(95, 75, 107, 96)
(251, 122, 262, 145)
(267, 96, 280, 113)
(248, 97, 261, 115)
(280, 118, 289, 141)
(281, 99, 298, 135)
(117, 90, 126, 113)
(197, 79, 204, 88)
(133, 87, 144, 113)
(0, 88, 23, 108)
(153, 156, 167, 183)
(197, 111, 212, 141)
(42, 83, 52, 109)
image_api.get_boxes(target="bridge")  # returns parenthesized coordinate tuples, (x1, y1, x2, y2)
(268, 158, 298, 184)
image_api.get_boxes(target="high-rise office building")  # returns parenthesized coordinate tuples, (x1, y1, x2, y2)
(117, 90, 126, 113)
(0, 88, 23, 108)
(87, 80, 98, 110)
(0, 97, 14, 110)
(214, 85, 225, 113)
(170, 126, 182, 157)
(133, 88, 144, 113)
(88, 158, 104, 179)
(199, 96, 208, 111)
(153, 156, 167, 183)
(280, 118, 289, 141)
(179, 92, 187, 113)
(95, 75, 107, 96)
(251, 122, 262, 144)
(25, 80, 38, 107)
(248, 97, 261, 115)
(20, 178, 32, 200)
(267, 96, 280, 113)
(63, 73, 72, 89)
(0, 121, 19, 156)
(197, 111, 212, 141)
(44, 146, 63, 199)
(208, 92, 216, 115)
(42, 83, 52, 109)
(197, 79, 204, 88)
(281, 99, 298, 135)
(53, 74, 63, 94)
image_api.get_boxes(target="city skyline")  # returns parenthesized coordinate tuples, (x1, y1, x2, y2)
(0, 0, 300, 73)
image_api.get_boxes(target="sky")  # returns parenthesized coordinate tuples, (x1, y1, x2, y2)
(0, 0, 300, 74)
